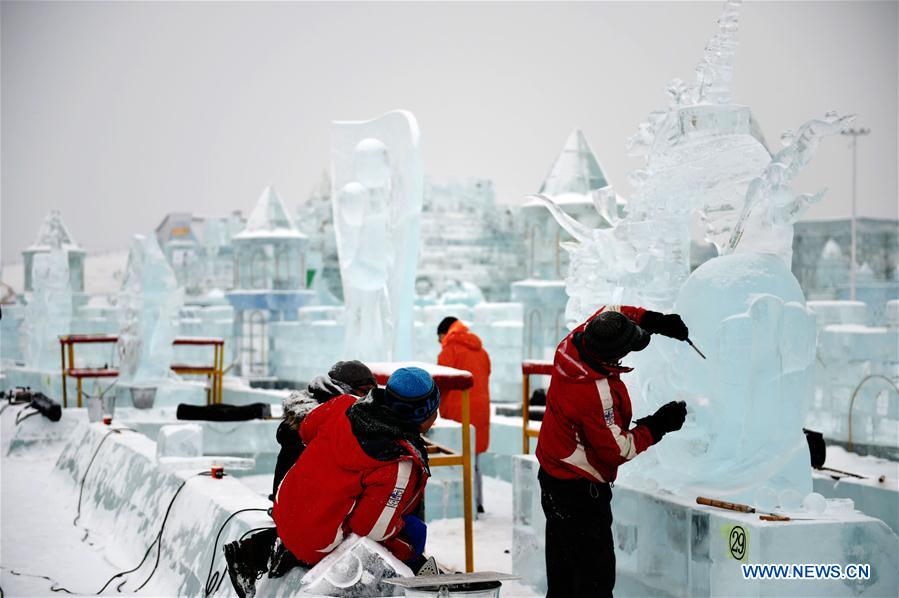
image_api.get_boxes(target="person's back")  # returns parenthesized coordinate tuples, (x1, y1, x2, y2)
(436, 318, 491, 452)
(436, 317, 491, 513)
(271, 361, 377, 499)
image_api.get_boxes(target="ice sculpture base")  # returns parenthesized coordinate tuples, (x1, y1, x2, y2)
(512, 455, 899, 597)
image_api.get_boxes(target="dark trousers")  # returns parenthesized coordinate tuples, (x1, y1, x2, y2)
(539, 468, 615, 598)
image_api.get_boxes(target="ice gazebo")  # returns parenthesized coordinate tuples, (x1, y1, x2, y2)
(22, 210, 86, 295)
(226, 186, 315, 378)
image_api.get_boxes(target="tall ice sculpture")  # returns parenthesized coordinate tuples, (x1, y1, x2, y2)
(534, 0, 852, 501)
(117, 235, 183, 385)
(331, 110, 424, 361)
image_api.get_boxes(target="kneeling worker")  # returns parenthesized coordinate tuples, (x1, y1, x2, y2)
(274, 366, 439, 563)
(226, 367, 439, 597)
(536, 306, 689, 597)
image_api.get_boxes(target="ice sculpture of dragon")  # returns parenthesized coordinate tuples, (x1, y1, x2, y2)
(529, 0, 852, 325)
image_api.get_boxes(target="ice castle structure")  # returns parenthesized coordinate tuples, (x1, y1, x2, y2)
(226, 186, 314, 377)
(331, 109, 424, 362)
(513, 129, 621, 360)
(22, 210, 86, 294)
(156, 210, 246, 299)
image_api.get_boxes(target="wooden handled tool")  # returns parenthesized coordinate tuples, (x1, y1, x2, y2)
(759, 514, 790, 522)
(698, 496, 814, 522)
(696, 496, 755, 513)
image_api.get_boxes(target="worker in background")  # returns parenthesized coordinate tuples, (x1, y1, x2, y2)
(436, 316, 491, 514)
(536, 306, 689, 597)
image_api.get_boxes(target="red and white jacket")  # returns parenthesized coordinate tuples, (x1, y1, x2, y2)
(272, 394, 426, 565)
(536, 305, 656, 484)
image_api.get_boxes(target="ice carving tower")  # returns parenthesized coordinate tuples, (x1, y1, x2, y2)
(22, 210, 85, 294)
(116, 235, 183, 385)
(331, 110, 424, 361)
(226, 187, 313, 377)
(25, 249, 72, 371)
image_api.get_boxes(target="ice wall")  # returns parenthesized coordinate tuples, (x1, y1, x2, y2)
(117, 235, 183, 385)
(331, 110, 424, 362)
(25, 249, 72, 370)
(806, 300, 899, 452)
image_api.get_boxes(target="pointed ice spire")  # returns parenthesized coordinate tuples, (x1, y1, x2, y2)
(539, 129, 610, 197)
(235, 186, 304, 240)
(695, 0, 743, 104)
(29, 210, 80, 251)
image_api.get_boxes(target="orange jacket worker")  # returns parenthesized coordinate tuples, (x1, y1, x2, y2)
(437, 316, 491, 513)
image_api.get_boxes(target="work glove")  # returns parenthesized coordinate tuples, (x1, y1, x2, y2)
(640, 311, 689, 341)
(634, 400, 687, 443)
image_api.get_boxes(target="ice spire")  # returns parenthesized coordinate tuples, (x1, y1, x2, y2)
(236, 186, 303, 239)
(539, 129, 609, 197)
(30, 210, 79, 250)
(695, 0, 743, 104)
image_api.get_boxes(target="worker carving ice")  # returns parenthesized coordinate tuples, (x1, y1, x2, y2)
(536, 305, 689, 597)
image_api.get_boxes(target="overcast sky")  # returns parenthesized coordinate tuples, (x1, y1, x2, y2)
(2, 1, 897, 264)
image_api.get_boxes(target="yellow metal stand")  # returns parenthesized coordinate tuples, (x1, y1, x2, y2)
(460, 389, 474, 573)
(425, 388, 474, 572)
(521, 362, 550, 454)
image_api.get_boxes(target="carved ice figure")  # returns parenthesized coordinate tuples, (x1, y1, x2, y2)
(726, 112, 854, 264)
(535, 0, 849, 327)
(116, 235, 183, 384)
(25, 249, 72, 370)
(331, 110, 423, 361)
(628, 253, 817, 503)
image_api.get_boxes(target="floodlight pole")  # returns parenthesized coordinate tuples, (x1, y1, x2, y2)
(841, 127, 870, 301)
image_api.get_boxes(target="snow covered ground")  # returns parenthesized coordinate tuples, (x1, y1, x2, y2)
(1, 410, 538, 597)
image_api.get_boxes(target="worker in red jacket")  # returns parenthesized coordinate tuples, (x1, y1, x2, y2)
(226, 367, 439, 597)
(536, 305, 689, 597)
(436, 317, 491, 513)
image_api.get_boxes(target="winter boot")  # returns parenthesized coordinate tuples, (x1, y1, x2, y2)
(223, 528, 277, 598)
(267, 538, 301, 579)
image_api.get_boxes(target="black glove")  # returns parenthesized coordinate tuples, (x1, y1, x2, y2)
(640, 311, 689, 341)
(635, 400, 687, 443)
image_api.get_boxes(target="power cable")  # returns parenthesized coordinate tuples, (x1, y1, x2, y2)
(203, 508, 272, 596)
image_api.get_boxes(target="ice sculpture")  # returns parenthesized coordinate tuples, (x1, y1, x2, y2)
(25, 249, 72, 370)
(116, 235, 183, 384)
(631, 252, 817, 503)
(726, 112, 854, 264)
(534, 0, 850, 326)
(331, 110, 423, 361)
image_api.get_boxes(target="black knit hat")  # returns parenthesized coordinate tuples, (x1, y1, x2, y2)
(437, 317, 458, 336)
(582, 311, 651, 361)
(328, 360, 376, 390)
